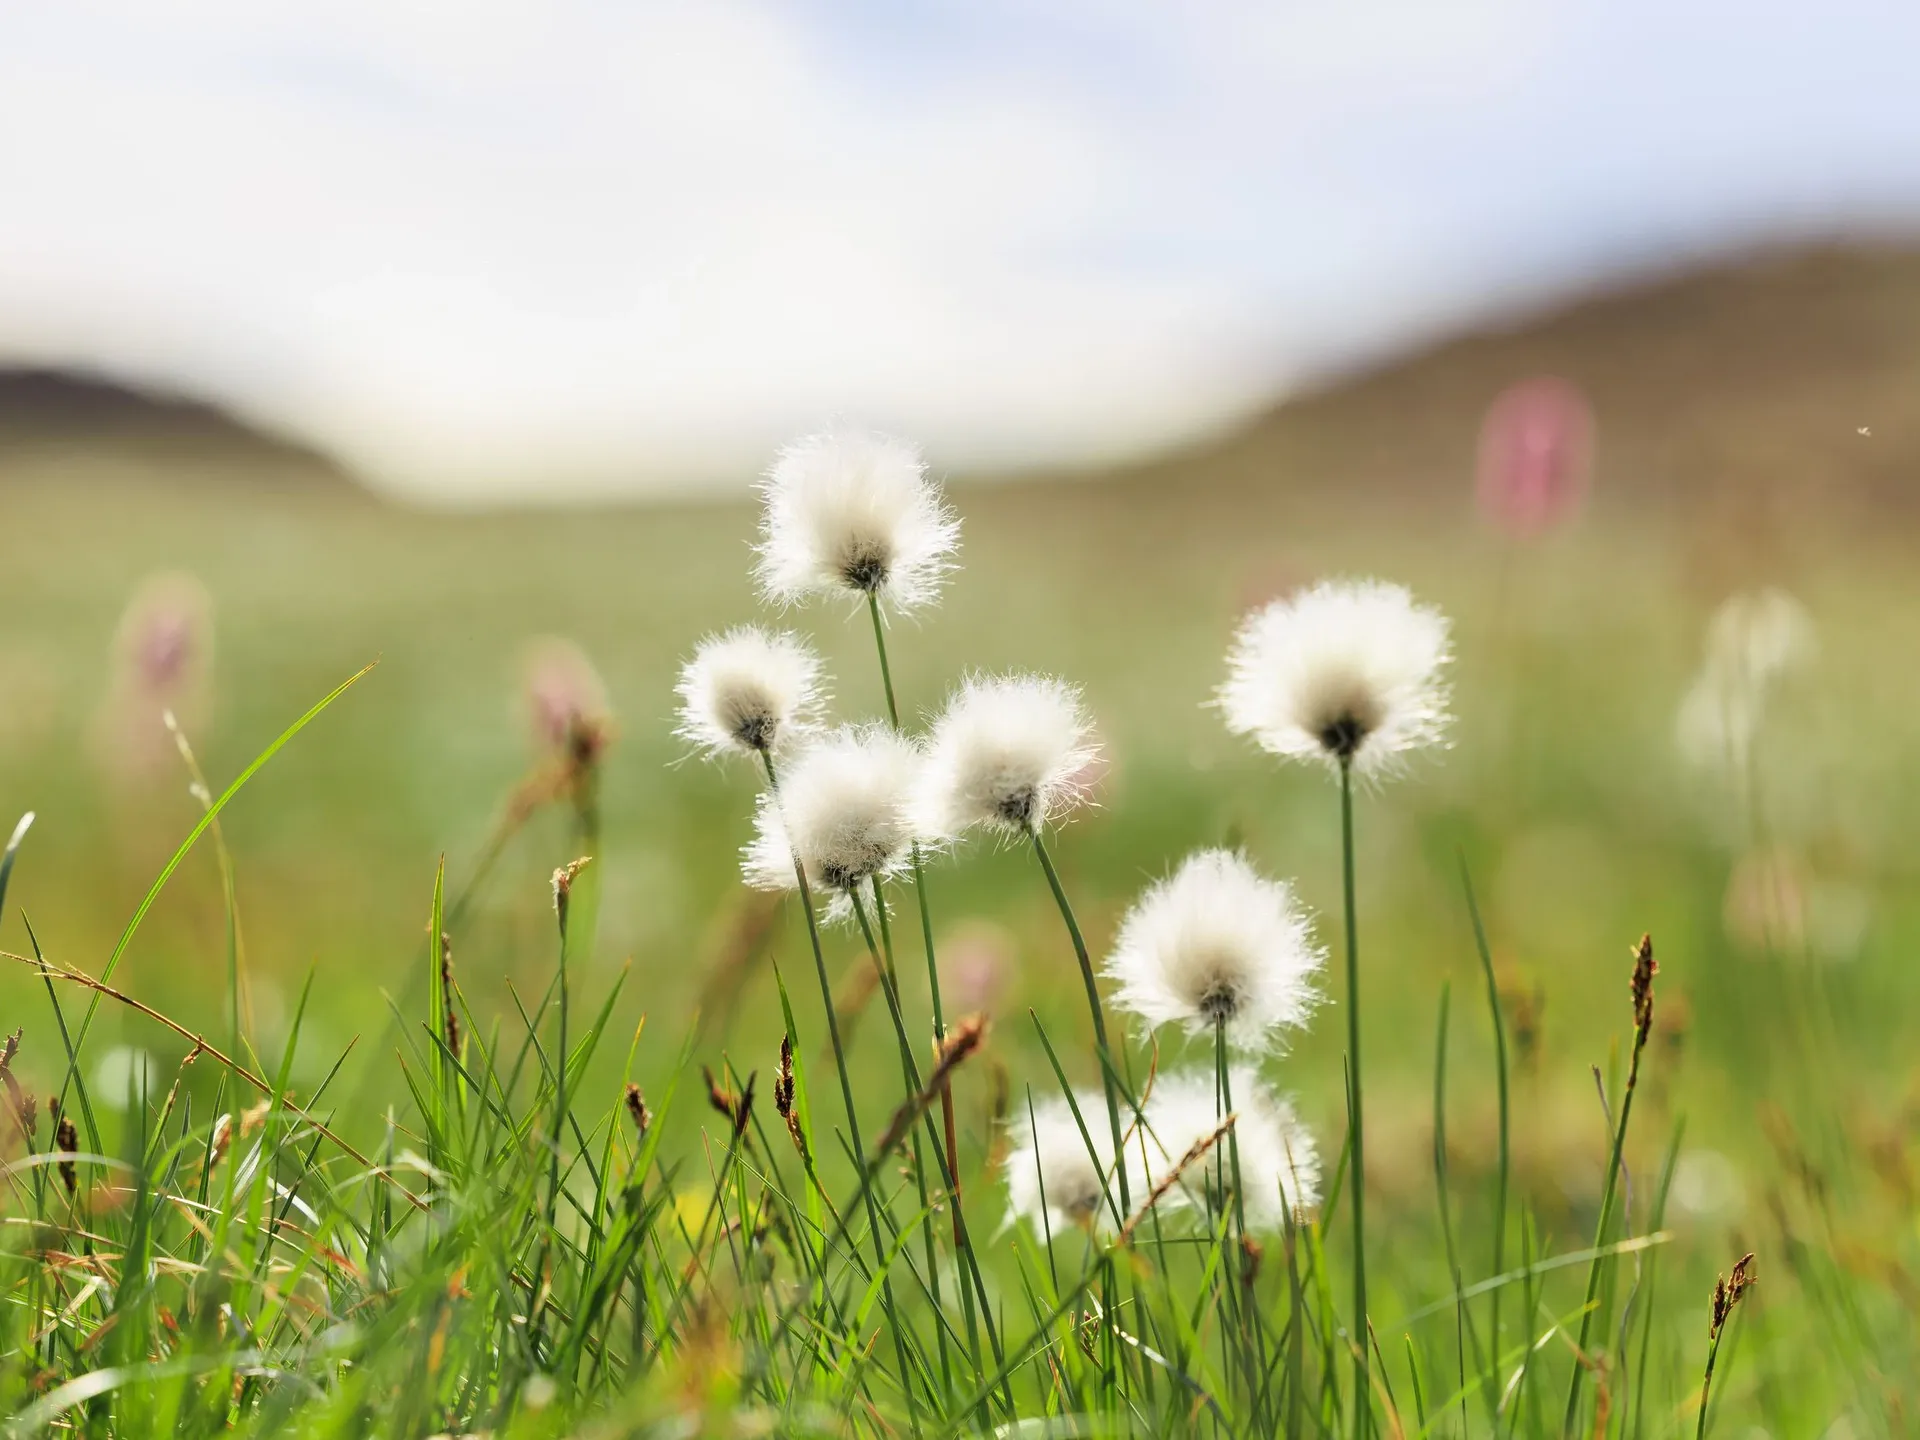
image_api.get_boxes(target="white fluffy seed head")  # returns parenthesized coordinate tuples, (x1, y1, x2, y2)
(674, 627, 825, 761)
(1218, 578, 1452, 779)
(1140, 1067, 1321, 1229)
(1104, 850, 1323, 1050)
(1676, 588, 1815, 778)
(1703, 588, 1816, 689)
(742, 725, 924, 912)
(1003, 1092, 1121, 1237)
(755, 426, 961, 613)
(917, 673, 1097, 840)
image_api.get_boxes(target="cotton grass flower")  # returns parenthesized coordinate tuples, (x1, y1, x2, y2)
(755, 426, 960, 614)
(1218, 579, 1441, 1401)
(675, 626, 825, 761)
(1676, 588, 1816, 780)
(1219, 578, 1451, 779)
(1704, 587, 1816, 685)
(743, 724, 924, 913)
(1105, 850, 1322, 1050)
(1004, 1092, 1122, 1236)
(917, 674, 1096, 840)
(1141, 1067, 1321, 1229)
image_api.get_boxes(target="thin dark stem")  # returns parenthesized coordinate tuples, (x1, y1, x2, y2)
(1696, 1328, 1726, 1440)
(1341, 760, 1370, 1438)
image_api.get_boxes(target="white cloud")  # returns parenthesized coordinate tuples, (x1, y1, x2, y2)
(1, 1, 1917, 501)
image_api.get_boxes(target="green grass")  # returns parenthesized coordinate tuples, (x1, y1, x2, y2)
(0, 459, 1918, 1434)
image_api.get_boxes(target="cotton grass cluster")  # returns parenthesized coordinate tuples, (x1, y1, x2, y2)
(674, 626, 825, 761)
(917, 673, 1095, 840)
(669, 424, 1471, 1427)
(755, 426, 960, 614)
(1220, 578, 1452, 779)
(1676, 588, 1816, 779)
(1105, 850, 1322, 1050)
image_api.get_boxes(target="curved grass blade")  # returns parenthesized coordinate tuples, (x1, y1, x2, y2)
(0, 811, 33, 925)
(66, 661, 377, 1065)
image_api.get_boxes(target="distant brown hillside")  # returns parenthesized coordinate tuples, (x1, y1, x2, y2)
(0, 365, 360, 490)
(1102, 245, 1920, 552)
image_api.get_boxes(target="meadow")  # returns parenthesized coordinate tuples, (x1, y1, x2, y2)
(0, 377, 1917, 1437)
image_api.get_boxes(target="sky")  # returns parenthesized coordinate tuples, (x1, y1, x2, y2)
(3, 1, 1918, 503)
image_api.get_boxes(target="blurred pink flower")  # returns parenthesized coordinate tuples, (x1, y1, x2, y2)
(938, 919, 1014, 1016)
(93, 572, 213, 779)
(1475, 377, 1594, 538)
(523, 637, 613, 761)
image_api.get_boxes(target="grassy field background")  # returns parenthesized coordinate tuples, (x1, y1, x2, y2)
(4, 244, 1920, 1424)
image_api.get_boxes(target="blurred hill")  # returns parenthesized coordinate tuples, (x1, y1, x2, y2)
(1104, 243, 1920, 524)
(3, 243, 1918, 521)
(0, 365, 359, 490)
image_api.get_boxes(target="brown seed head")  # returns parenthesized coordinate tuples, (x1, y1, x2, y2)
(439, 931, 460, 1058)
(730, 1072, 756, 1140)
(933, 1014, 987, 1079)
(1076, 1309, 1100, 1362)
(0, 1029, 33, 1145)
(567, 713, 613, 773)
(1240, 1235, 1265, 1288)
(624, 1083, 651, 1138)
(1499, 973, 1546, 1074)
(773, 1036, 809, 1161)
(1708, 1251, 1757, 1339)
(53, 1109, 78, 1197)
(1629, 934, 1657, 1044)
(774, 1035, 795, 1119)
(702, 1066, 755, 1140)
(702, 1065, 729, 1120)
(551, 856, 593, 927)
(870, 1015, 990, 1163)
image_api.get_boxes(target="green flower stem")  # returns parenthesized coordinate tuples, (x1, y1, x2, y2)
(1340, 759, 1371, 1438)
(1217, 1020, 1256, 1410)
(1027, 826, 1132, 1214)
